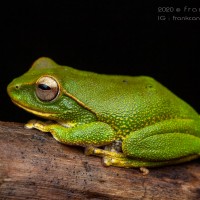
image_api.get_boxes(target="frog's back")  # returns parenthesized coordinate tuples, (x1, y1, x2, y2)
(62, 68, 199, 132)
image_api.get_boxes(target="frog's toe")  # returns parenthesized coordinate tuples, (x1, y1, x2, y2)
(84, 146, 95, 155)
(140, 167, 149, 175)
(102, 156, 113, 166)
(24, 119, 38, 129)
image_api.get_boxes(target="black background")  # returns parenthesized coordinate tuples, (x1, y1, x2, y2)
(1, 1, 200, 122)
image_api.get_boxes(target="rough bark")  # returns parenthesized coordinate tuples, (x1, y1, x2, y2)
(0, 121, 200, 200)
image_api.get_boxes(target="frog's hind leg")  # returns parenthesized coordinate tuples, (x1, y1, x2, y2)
(86, 119, 200, 169)
(120, 119, 200, 168)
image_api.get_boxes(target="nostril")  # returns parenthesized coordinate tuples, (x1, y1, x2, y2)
(15, 85, 19, 89)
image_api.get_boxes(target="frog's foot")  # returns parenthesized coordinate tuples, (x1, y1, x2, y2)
(25, 119, 53, 132)
(85, 146, 151, 174)
(102, 157, 149, 175)
(25, 119, 41, 129)
(102, 156, 152, 175)
(85, 146, 125, 158)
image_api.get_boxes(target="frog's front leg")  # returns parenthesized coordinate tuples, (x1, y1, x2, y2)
(25, 120, 116, 147)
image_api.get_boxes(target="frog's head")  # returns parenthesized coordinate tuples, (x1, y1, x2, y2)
(7, 57, 96, 123)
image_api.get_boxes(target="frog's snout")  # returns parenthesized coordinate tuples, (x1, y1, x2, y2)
(7, 80, 21, 98)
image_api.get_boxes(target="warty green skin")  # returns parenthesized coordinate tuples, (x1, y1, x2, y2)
(7, 57, 200, 168)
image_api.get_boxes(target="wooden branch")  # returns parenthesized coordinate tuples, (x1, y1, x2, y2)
(0, 121, 200, 199)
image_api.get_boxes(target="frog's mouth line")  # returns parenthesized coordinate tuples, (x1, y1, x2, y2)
(11, 100, 55, 118)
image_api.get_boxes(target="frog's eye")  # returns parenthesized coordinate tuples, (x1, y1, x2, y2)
(36, 76, 59, 101)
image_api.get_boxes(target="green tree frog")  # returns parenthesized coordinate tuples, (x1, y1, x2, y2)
(7, 57, 200, 171)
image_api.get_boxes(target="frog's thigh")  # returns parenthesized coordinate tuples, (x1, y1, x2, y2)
(122, 119, 200, 162)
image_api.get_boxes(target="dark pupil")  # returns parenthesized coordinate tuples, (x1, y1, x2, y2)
(38, 84, 51, 90)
